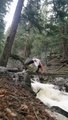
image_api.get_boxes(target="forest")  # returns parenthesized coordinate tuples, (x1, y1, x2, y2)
(0, 0, 68, 66)
(0, 0, 68, 120)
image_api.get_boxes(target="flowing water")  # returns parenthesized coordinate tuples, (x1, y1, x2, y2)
(31, 77, 68, 117)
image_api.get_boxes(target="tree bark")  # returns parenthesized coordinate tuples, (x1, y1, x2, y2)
(0, 0, 24, 66)
(62, 38, 68, 60)
(61, 24, 68, 60)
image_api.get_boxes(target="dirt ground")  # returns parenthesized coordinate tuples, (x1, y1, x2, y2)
(0, 76, 56, 120)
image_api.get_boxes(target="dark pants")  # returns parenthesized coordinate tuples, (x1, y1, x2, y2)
(25, 60, 34, 70)
(25, 60, 34, 65)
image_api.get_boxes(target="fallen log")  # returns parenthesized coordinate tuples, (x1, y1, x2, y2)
(0, 66, 19, 72)
(28, 72, 68, 77)
(7, 67, 19, 72)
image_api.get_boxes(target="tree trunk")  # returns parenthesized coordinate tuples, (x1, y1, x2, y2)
(61, 24, 68, 60)
(0, 0, 24, 66)
(62, 39, 68, 60)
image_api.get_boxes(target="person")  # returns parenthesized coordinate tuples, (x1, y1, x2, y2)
(24, 57, 45, 74)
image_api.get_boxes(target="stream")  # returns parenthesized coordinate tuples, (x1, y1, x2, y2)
(31, 76, 68, 118)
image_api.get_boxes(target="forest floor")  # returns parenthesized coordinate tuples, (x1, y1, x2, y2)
(0, 76, 56, 120)
(0, 57, 68, 120)
(47, 57, 68, 74)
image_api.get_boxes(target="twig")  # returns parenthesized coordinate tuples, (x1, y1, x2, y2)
(55, 64, 66, 72)
(31, 102, 42, 120)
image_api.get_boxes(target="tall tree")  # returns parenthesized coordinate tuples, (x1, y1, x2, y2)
(22, 0, 43, 33)
(0, 0, 13, 54)
(41, 0, 68, 60)
(12, 0, 49, 60)
(48, 0, 68, 60)
(0, 0, 24, 66)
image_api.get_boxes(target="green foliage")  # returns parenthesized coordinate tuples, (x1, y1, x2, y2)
(22, 0, 44, 33)
(53, 0, 68, 21)
(0, 0, 13, 55)
(7, 0, 68, 62)
(12, 20, 33, 56)
(0, 20, 5, 40)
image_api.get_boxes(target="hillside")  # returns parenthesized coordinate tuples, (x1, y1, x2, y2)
(0, 76, 55, 120)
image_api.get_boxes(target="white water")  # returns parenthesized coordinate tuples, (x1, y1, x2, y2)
(31, 80, 68, 113)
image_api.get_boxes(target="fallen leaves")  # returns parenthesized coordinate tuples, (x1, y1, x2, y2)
(0, 77, 56, 120)
(0, 88, 7, 97)
(19, 104, 29, 115)
(5, 108, 17, 117)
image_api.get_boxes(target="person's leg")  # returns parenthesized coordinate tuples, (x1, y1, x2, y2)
(25, 60, 34, 65)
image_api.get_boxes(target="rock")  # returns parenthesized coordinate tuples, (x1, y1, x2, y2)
(51, 106, 68, 118)
(64, 82, 68, 92)
(0, 66, 7, 73)
(54, 112, 68, 120)
(45, 109, 68, 120)
(50, 77, 68, 91)
(0, 66, 19, 78)
(13, 70, 31, 87)
(7, 58, 24, 71)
